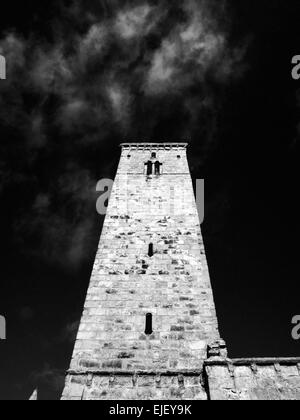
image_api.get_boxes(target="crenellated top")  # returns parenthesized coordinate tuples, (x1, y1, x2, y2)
(120, 143, 188, 150)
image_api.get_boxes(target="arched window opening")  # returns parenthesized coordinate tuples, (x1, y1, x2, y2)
(148, 243, 154, 257)
(151, 152, 157, 159)
(154, 161, 162, 175)
(145, 313, 153, 335)
(145, 161, 153, 176)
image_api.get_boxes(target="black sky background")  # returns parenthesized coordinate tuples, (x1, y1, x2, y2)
(0, 0, 299, 400)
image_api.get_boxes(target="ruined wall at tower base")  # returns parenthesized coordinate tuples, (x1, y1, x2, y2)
(205, 358, 300, 400)
(61, 358, 300, 400)
(61, 372, 207, 400)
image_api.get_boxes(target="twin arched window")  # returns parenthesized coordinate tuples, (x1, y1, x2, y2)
(145, 161, 162, 176)
(146, 161, 153, 176)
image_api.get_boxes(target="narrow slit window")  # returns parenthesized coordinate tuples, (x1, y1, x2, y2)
(154, 161, 162, 175)
(148, 243, 154, 257)
(146, 161, 153, 176)
(145, 313, 153, 335)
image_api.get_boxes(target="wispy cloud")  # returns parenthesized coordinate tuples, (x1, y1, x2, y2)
(0, 0, 246, 268)
(115, 4, 154, 40)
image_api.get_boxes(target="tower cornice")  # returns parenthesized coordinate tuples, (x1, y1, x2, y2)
(120, 142, 188, 149)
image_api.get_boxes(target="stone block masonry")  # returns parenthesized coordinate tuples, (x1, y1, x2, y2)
(61, 143, 300, 400)
(62, 143, 220, 400)
(205, 357, 300, 400)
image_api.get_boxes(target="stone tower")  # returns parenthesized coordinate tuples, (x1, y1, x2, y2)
(62, 143, 220, 400)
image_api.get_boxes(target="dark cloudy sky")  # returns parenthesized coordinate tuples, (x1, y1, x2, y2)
(0, 0, 299, 400)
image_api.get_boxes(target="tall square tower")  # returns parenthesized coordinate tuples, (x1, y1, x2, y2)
(62, 143, 220, 400)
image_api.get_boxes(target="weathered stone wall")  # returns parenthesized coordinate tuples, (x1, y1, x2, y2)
(63, 372, 207, 400)
(60, 143, 300, 401)
(205, 358, 300, 400)
(62, 143, 219, 400)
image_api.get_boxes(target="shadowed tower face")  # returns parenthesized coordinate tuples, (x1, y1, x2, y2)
(62, 143, 220, 400)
